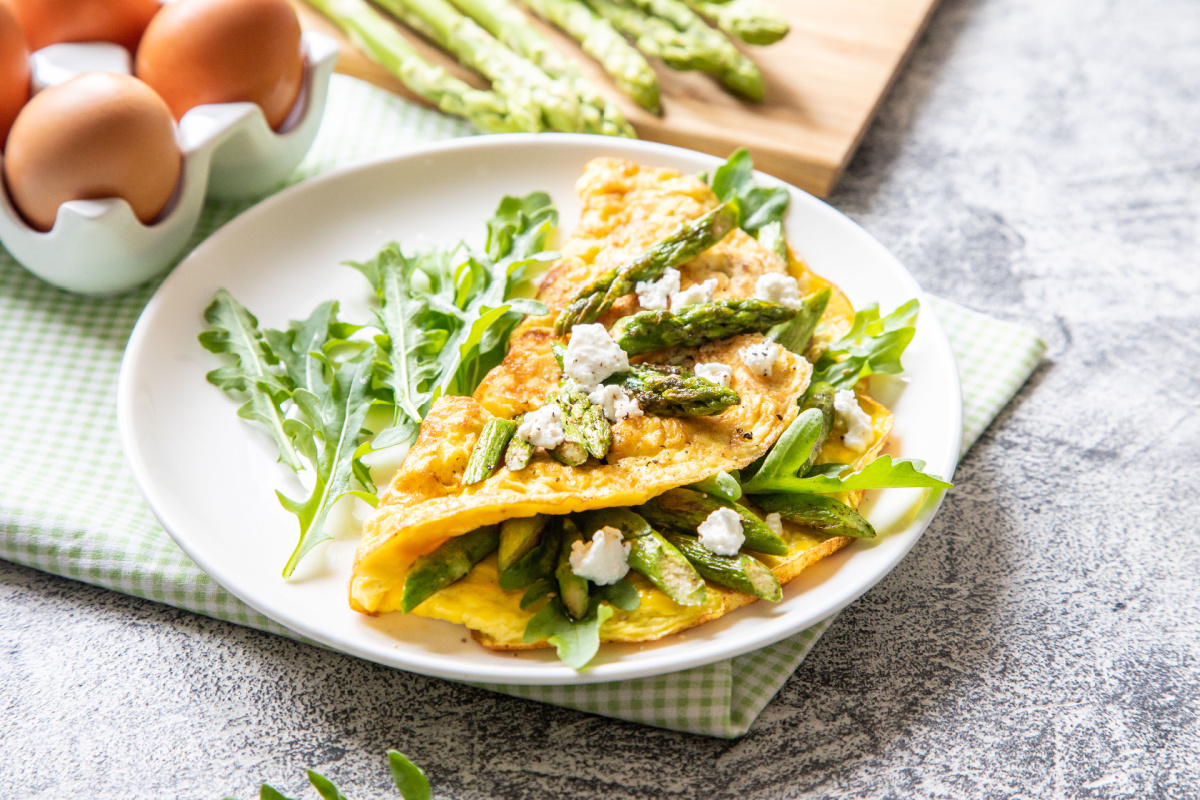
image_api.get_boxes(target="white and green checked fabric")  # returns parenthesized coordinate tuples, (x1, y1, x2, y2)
(0, 76, 1045, 739)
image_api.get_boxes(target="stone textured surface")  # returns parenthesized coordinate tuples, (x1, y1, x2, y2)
(3, 0, 1199, 797)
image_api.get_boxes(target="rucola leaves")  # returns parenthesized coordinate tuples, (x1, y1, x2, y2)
(812, 300, 920, 390)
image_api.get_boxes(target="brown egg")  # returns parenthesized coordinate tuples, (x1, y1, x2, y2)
(8, 0, 162, 52)
(3, 72, 180, 232)
(136, 0, 304, 130)
(0, 1, 30, 149)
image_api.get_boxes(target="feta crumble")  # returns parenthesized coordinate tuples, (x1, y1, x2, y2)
(764, 512, 784, 535)
(588, 384, 643, 423)
(564, 323, 629, 391)
(569, 526, 631, 585)
(754, 273, 804, 309)
(697, 508, 745, 556)
(635, 267, 681, 311)
(516, 404, 564, 448)
(670, 278, 717, 310)
(740, 340, 781, 377)
(693, 362, 732, 389)
(834, 389, 874, 453)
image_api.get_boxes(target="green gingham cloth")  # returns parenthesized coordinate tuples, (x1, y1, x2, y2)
(0, 76, 1045, 738)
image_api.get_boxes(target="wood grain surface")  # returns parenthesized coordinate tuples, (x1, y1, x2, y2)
(291, 0, 941, 196)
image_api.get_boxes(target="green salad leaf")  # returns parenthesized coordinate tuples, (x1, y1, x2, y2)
(387, 750, 432, 800)
(523, 598, 615, 670)
(709, 148, 790, 237)
(306, 770, 350, 800)
(740, 408, 825, 494)
(259, 786, 296, 800)
(765, 456, 953, 494)
(812, 299, 919, 390)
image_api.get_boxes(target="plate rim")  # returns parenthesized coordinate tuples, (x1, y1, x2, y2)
(118, 133, 963, 685)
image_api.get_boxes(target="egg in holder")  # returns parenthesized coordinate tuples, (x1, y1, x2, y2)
(0, 32, 338, 295)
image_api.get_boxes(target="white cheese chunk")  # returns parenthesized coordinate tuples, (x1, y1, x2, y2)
(834, 389, 874, 453)
(670, 278, 717, 310)
(764, 512, 784, 535)
(740, 340, 781, 377)
(516, 404, 564, 448)
(754, 273, 804, 309)
(635, 267, 681, 311)
(564, 323, 629, 391)
(697, 507, 745, 556)
(569, 526, 631, 585)
(588, 384, 643, 423)
(693, 362, 732, 389)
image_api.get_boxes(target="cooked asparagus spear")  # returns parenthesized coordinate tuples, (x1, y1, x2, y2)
(768, 288, 830, 355)
(373, 0, 582, 133)
(499, 521, 561, 589)
(664, 532, 782, 601)
(681, 0, 788, 45)
(557, 519, 591, 618)
(504, 414, 535, 470)
(400, 526, 500, 612)
(579, 508, 707, 606)
(305, 0, 523, 133)
(798, 380, 834, 468)
(750, 494, 877, 539)
(517, 0, 661, 112)
(463, 417, 518, 484)
(555, 203, 738, 333)
(756, 220, 788, 261)
(617, 363, 740, 416)
(636, 487, 787, 555)
(545, 393, 593, 465)
(498, 515, 548, 572)
(446, 0, 635, 135)
(610, 299, 797, 355)
(554, 388, 612, 459)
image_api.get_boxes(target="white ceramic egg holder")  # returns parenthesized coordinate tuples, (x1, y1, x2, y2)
(0, 32, 339, 295)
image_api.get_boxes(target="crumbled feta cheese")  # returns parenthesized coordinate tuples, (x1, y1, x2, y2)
(588, 384, 643, 423)
(764, 512, 784, 535)
(670, 278, 717, 310)
(740, 340, 781, 377)
(564, 323, 629, 391)
(569, 526, 631, 585)
(517, 404, 564, 448)
(635, 267, 681, 311)
(697, 508, 745, 556)
(754, 273, 804, 309)
(693, 362, 732, 388)
(834, 389, 874, 453)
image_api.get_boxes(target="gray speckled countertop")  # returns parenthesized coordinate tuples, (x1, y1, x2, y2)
(3, 0, 1199, 797)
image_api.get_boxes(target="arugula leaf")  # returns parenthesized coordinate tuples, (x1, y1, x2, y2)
(259, 786, 296, 800)
(709, 148, 790, 236)
(689, 470, 743, 502)
(523, 598, 614, 670)
(306, 771, 349, 800)
(758, 455, 952, 494)
(277, 348, 376, 578)
(741, 409, 825, 494)
(199, 289, 301, 471)
(388, 750, 432, 800)
(812, 300, 919, 390)
(596, 578, 641, 611)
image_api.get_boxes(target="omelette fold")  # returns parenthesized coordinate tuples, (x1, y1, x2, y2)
(350, 158, 895, 651)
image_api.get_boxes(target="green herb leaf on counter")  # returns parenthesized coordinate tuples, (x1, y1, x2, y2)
(387, 750, 433, 800)
(258, 785, 296, 800)
(708, 147, 790, 237)
(811, 299, 919, 390)
(306, 770, 351, 800)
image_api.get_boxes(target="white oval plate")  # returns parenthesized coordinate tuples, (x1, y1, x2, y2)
(119, 135, 961, 685)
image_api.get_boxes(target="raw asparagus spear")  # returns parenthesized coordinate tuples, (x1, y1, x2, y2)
(610, 299, 797, 355)
(373, 0, 581, 133)
(400, 526, 500, 612)
(555, 203, 738, 334)
(578, 508, 707, 606)
(305, 0, 523, 133)
(586, 0, 716, 72)
(751, 494, 876, 539)
(446, 0, 635, 135)
(518, 0, 661, 112)
(768, 288, 830, 355)
(636, 487, 787, 555)
(499, 515, 548, 572)
(557, 519, 591, 618)
(798, 380, 834, 468)
(681, 0, 789, 45)
(554, 388, 612, 459)
(463, 418, 518, 484)
(664, 532, 782, 601)
(504, 414, 534, 470)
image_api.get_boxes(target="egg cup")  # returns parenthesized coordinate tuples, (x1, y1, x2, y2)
(0, 32, 338, 295)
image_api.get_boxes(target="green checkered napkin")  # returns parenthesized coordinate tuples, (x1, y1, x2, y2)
(0, 77, 1045, 738)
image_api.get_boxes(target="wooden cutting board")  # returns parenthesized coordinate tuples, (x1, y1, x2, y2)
(291, 0, 940, 196)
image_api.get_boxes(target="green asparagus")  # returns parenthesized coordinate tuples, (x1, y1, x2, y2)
(518, 0, 661, 112)
(751, 494, 876, 539)
(400, 526, 500, 612)
(578, 508, 707, 607)
(768, 288, 830, 354)
(555, 203, 738, 333)
(463, 418, 518, 484)
(798, 380, 834, 467)
(756, 220, 788, 261)
(498, 515, 548, 572)
(557, 519, 591, 618)
(499, 521, 562, 589)
(681, 0, 789, 45)
(305, 0, 523, 133)
(586, 0, 717, 72)
(636, 487, 787, 555)
(616, 363, 741, 416)
(554, 388, 612, 459)
(504, 414, 534, 470)
(664, 532, 781, 601)
(546, 393, 593, 465)
(610, 299, 797, 355)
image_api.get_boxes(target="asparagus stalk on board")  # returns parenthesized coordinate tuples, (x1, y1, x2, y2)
(400, 526, 500, 612)
(580, 508, 708, 606)
(463, 417, 517, 485)
(636, 487, 787, 555)
(304, 0, 524, 133)
(610, 299, 798, 356)
(446, 0, 635, 135)
(750, 493, 877, 539)
(664, 532, 783, 601)
(372, 0, 582, 133)
(680, 0, 789, 45)
(585, 0, 717, 73)
(517, 0, 661, 112)
(555, 203, 738, 334)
